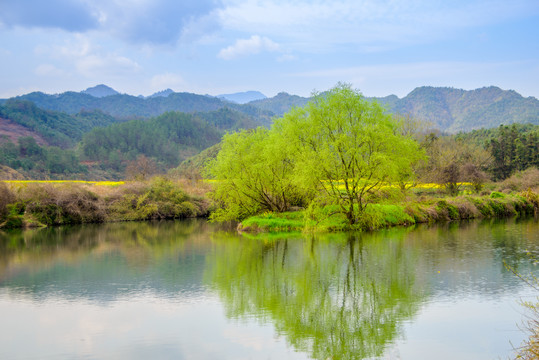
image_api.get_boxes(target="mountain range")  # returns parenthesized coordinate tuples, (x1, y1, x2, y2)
(1, 84, 538, 180)
(250, 86, 539, 133)
(1, 85, 538, 135)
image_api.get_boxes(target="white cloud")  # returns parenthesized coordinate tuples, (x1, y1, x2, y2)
(0, 0, 224, 46)
(35, 35, 141, 78)
(150, 73, 185, 92)
(219, 0, 539, 52)
(218, 35, 280, 60)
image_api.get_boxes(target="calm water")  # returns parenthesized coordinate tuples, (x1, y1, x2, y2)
(0, 217, 538, 360)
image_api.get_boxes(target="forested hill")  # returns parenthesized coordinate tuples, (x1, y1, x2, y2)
(0, 89, 274, 125)
(2, 85, 537, 134)
(248, 86, 539, 133)
(0, 104, 261, 179)
(384, 86, 539, 133)
(0, 100, 120, 148)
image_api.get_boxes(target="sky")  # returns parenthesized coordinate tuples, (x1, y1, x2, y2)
(0, 0, 538, 99)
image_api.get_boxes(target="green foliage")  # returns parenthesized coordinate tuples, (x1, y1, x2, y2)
(239, 211, 305, 232)
(171, 143, 221, 180)
(206, 127, 305, 222)
(435, 200, 459, 220)
(107, 177, 203, 221)
(487, 125, 539, 180)
(490, 191, 506, 199)
(195, 107, 258, 131)
(209, 84, 426, 226)
(250, 86, 539, 133)
(80, 111, 222, 171)
(17, 184, 105, 226)
(304, 203, 349, 232)
(276, 83, 425, 225)
(14, 90, 273, 125)
(0, 136, 87, 178)
(0, 182, 15, 221)
(0, 100, 119, 148)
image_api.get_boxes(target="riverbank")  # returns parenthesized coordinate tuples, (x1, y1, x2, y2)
(0, 177, 212, 228)
(237, 190, 539, 233)
(2, 178, 538, 233)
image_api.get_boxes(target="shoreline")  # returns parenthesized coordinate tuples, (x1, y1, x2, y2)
(1, 179, 538, 235)
(237, 191, 539, 234)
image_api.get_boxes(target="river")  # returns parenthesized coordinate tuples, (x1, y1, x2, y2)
(0, 217, 537, 359)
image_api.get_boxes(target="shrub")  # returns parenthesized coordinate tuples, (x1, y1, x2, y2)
(454, 199, 480, 219)
(19, 183, 105, 225)
(490, 191, 506, 199)
(0, 182, 15, 220)
(435, 200, 459, 220)
(500, 167, 539, 192)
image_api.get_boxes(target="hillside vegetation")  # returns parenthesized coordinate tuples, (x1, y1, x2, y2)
(0, 100, 120, 148)
(2, 85, 537, 133)
(250, 86, 539, 133)
(0, 105, 260, 179)
(80, 111, 222, 170)
(1, 84, 538, 180)
(205, 84, 539, 232)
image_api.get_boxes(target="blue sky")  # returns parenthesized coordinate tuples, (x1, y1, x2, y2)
(1, 0, 538, 99)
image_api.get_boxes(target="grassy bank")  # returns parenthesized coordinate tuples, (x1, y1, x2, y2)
(237, 190, 539, 233)
(0, 177, 212, 229)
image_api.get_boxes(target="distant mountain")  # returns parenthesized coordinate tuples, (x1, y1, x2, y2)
(386, 86, 539, 133)
(82, 84, 119, 98)
(148, 89, 174, 98)
(218, 91, 267, 104)
(248, 92, 309, 116)
(250, 87, 539, 133)
(2, 86, 538, 134)
(5, 90, 273, 124)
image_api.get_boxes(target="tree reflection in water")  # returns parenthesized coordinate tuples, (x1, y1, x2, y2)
(206, 231, 426, 360)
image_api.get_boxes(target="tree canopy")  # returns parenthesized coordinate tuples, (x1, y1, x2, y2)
(207, 84, 425, 226)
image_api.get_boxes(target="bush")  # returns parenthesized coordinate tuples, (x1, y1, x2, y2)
(19, 183, 105, 225)
(500, 167, 539, 192)
(0, 182, 15, 220)
(107, 177, 203, 221)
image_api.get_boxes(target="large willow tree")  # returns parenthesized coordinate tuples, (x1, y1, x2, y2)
(276, 83, 424, 225)
(207, 83, 424, 225)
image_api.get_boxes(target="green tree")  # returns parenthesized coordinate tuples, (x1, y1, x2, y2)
(206, 128, 301, 221)
(276, 83, 424, 225)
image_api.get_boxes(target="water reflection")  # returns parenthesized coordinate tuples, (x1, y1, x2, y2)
(0, 220, 213, 303)
(0, 217, 537, 359)
(206, 231, 426, 359)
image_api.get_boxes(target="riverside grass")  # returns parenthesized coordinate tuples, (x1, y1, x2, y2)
(237, 191, 538, 233)
(0, 177, 211, 229)
(1, 178, 537, 232)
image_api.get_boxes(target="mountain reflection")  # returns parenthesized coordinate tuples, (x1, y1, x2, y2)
(206, 231, 426, 360)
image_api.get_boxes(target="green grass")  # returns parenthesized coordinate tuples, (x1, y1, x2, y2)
(239, 211, 305, 232)
(239, 191, 537, 233)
